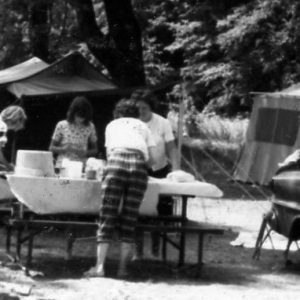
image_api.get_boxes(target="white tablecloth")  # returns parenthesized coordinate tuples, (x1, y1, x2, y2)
(6, 175, 223, 216)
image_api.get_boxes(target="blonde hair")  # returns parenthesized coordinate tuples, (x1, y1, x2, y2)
(1, 105, 27, 129)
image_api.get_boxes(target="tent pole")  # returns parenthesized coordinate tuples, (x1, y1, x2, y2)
(177, 85, 185, 169)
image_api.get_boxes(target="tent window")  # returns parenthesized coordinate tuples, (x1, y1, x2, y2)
(255, 108, 300, 146)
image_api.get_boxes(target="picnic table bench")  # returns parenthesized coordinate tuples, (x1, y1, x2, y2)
(5, 215, 224, 275)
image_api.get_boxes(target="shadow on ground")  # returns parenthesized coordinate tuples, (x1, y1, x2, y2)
(14, 228, 300, 287)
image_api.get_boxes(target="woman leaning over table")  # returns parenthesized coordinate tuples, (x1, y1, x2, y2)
(49, 96, 98, 170)
(85, 98, 155, 278)
(0, 105, 27, 171)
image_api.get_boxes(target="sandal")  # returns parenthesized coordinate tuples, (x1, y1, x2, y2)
(84, 267, 105, 278)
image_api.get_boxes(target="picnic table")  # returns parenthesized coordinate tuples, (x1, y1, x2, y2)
(4, 174, 224, 274)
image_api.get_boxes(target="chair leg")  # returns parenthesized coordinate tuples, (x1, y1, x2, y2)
(284, 238, 293, 265)
(253, 216, 269, 260)
(266, 228, 275, 250)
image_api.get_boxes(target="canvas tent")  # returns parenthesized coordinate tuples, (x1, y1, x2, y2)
(0, 52, 118, 98)
(0, 52, 123, 157)
(234, 84, 300, 185)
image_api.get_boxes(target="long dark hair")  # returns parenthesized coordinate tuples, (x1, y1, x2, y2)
(113, 98, 139, 119)
(67, 96, 93, 126)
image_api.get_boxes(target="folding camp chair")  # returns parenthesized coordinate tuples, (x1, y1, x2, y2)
(253, 199, 300, 264)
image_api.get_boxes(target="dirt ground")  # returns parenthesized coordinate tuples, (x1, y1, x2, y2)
(1, 194, 300, 300)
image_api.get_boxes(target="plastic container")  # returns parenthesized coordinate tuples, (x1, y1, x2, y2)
(85, 158, 106, 179)
(65, 161, 83, 179)
(86, 169, 97, 180)
(15, 150, 55, 177)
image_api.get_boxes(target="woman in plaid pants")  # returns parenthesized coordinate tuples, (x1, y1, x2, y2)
(85, 99, 155, 278)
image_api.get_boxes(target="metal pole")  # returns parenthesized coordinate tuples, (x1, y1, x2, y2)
(177, 85, 185, 169)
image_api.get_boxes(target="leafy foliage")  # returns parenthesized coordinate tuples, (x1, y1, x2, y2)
(2, 0, 300, 114)
(136, 0, 300, 116)
(0, 0, 30, 68)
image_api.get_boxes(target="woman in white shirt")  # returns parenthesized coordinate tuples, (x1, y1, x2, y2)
(85, 98, 155, 278)
(133, 89, 178, 256)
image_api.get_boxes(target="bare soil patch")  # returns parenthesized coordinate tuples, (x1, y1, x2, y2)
(0, 196, 299, 300)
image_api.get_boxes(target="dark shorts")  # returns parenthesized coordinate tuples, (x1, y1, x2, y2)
(148, 165, 173, 216)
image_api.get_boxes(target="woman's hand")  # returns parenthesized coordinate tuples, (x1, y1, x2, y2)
(50, 141, 86, 158)
(72, 148, 86, 158)
(64, 144, 86, 158)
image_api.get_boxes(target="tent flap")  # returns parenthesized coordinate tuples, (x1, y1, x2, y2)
(0, 52, 118, 98)
(234, 93, 300, 185)
(8, 76, 117, 98)
(0, 57, 49, 86)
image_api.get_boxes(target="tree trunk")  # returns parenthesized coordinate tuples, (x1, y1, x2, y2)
(70, 0, 145, 87)
(28, 0, 52, 62)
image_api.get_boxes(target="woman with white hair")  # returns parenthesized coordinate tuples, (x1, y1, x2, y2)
(85, 98, 155, 278)
(0, 105, 27, 170)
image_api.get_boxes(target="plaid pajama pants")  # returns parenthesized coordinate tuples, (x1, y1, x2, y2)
(97, 149, 148, 243)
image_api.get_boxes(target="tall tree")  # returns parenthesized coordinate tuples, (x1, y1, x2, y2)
(69, 0, 145, 87)
(28, 0, 53, 62)
(0, 0, 29, 68)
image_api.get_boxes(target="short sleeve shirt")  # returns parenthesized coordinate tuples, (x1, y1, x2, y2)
(105, 118, 155, 160)
(52, 120, 97, 167)
(146, 113, 175, 171)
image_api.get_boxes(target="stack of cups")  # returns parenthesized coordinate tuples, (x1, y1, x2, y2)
(60, 158, 83, 179)
(85, 158, 106, 180)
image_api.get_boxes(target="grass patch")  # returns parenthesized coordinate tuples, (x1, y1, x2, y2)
(194, 114, 248, 144)
(187, 113, 248, 151)
(180, 114, 270, 200)
(184, 113, 248, 166)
